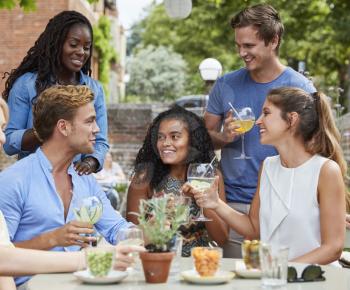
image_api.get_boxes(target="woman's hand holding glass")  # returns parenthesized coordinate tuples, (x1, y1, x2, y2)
(184, 176, 220, 211)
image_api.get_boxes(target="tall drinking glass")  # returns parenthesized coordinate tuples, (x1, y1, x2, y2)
(116, 227, 144, 272)
(116, 227, 144, 248)
(232, 107, 255, 159)
(73, 196, 103, 246)
(187, 163, 215, 222)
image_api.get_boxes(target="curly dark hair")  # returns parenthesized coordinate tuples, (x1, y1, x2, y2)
(134, 105, 216, 194)
(2, 10, 93, 101)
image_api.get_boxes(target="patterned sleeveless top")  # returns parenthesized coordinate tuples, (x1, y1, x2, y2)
(155, 175, 211, 257)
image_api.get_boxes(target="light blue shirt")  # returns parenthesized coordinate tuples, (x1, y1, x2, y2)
(4, 71, 109, 170)
(0, 148, 132, 285)
(207, 67, 316, 204)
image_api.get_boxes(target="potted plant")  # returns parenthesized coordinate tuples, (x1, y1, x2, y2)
(136, 195, 189, 283)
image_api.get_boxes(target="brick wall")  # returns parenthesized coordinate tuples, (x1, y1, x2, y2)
(107, 104, 170, 177)
(0, 0, 65, 91)
(2, 104, 350, 175)
(0, 104, 170, 175)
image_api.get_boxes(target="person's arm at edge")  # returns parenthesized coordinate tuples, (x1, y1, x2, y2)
(203, 169, 229, 246)
(0, 248, 85, 276)
(292, 160, 345, 265)
(0, 245, 146, 276)
(0, 277, 15, 290)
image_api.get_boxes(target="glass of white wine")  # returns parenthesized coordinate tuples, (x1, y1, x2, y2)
(116, 227, 144, 248)
(116, 227, 144, 272)
(231, 106, 255, 159)
(187, 163, 216, 222)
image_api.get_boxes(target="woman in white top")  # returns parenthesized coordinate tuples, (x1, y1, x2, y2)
(0, 98, 144, 290)
(185, 87, 347, 265)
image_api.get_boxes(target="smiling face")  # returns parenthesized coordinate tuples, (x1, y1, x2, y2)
(235, 25, 278, 76)
(67, 102, 99, 154)
(156, 119, 190, 166)
(60, 24, 91, 75)
(256, 100, 289, 145)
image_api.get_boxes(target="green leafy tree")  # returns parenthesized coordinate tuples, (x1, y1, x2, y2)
(126, 22, 144, 56)
(126, 45, 187, 102)
(0, 0, 36, 11)
(0, 0, 98, 11)
(134, 0, 350, 110)
(93, 15, 118, 98)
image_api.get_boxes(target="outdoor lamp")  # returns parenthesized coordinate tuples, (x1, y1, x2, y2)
(164, 0, 192, 19)
(199, 58, 222, 81)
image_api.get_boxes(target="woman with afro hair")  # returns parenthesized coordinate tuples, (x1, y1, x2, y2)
(2, 10, 108, 175)
(126, 106, 228, 256)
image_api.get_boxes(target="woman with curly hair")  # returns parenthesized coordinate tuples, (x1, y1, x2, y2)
(126, 106, 228, 256)
(2, 10, 108, 175)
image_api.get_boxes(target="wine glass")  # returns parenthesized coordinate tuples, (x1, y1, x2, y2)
(231, 106, 255, 159)
(187, 163, 216, 222)
(116, 227, 144, 272)
(116, 227, 144, 248)
(73, 196, 103, 246)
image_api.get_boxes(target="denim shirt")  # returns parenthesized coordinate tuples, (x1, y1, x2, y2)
(0, 148, 132, 285)
(4, 71, 109, 170)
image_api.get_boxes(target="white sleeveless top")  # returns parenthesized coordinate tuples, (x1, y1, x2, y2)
(0, 210, 13, 246)
(259, 154, 328, 260)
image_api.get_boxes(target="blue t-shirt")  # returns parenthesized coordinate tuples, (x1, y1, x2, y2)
(207, 67, 316, 204)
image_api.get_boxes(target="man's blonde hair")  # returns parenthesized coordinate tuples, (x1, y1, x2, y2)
(33, 85, 94, 141)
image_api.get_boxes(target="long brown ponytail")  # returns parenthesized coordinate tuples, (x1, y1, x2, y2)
(267, 87, 347, 178)
(309, 91, 347, 178)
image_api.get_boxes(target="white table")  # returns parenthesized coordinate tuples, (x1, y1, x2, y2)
(28, 258, 350, 290)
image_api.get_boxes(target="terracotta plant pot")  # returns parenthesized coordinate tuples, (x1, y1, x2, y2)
(139, 251, 175, 283)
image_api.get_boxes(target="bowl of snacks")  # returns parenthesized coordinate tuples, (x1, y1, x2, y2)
(85, 246, 115, 277)
(241, 240, 260, 269)
(191, 247, 223, 277)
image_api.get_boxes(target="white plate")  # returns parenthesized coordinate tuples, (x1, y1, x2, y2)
(73, 270, 128, 284)
(181, 269, 235, 284)
(235, 260, 261, 278)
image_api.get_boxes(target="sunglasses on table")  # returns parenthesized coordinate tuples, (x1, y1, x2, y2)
(288, 265, 325, 283)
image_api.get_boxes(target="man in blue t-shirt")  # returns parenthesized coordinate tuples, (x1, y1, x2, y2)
(204, 4, 315, 254)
